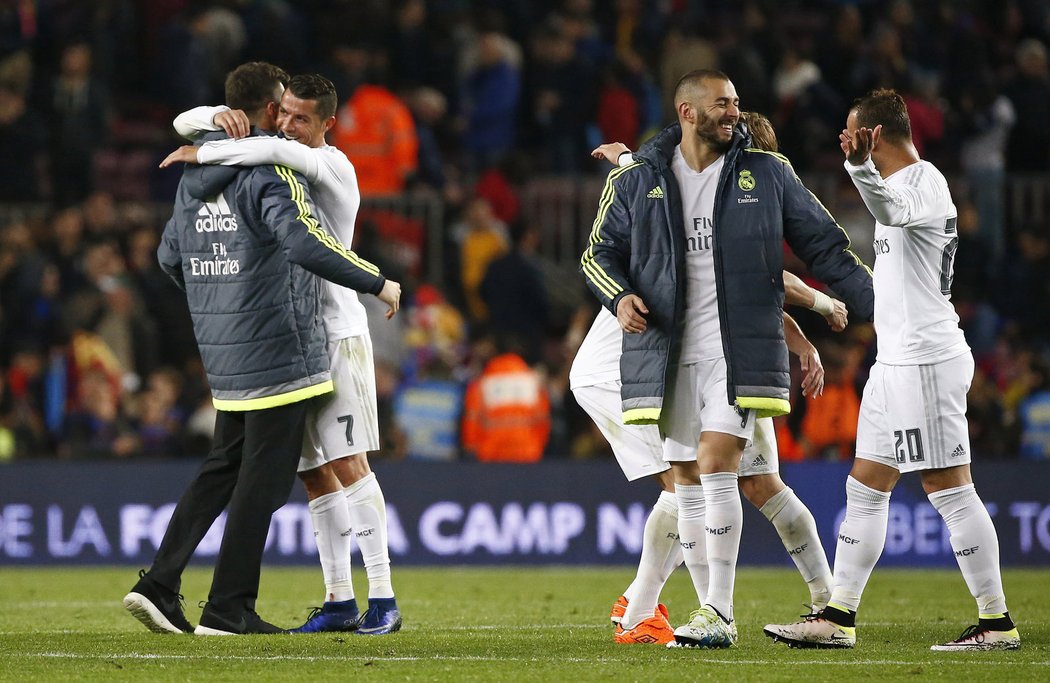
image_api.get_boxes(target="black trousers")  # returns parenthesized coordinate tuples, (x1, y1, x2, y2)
(147, 399, 310, 612)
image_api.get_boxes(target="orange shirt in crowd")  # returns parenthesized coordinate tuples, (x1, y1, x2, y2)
(331, 84, 418, 196)
(799, 379, 860, 459)
(462, 353, 550, 462)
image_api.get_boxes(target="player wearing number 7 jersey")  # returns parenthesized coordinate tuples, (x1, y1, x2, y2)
(765, 89, 1019, 652)
(163, 74, 402, 635)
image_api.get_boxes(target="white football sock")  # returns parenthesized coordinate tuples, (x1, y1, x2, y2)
(675, 483, 709, 606)
(308, 490, 354, 603)
(928, 483, 1009, 616)
(829, 476, 890, 613)
(345, 472, 394, 600)
(622, 490, 679, 629)
(761, 486, 833, 609)
(700, 472, 741, 622)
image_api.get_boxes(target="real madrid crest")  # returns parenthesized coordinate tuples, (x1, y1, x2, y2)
(738, 170, 756, 191)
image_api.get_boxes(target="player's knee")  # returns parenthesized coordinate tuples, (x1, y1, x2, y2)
(739, 474, 784, 508)
(333, 453, 372, 486)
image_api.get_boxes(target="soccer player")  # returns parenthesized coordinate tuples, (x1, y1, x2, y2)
(581, 119, 848, 645)
(161, 74, 402, 635)
(580, 69, 874, 648)
(764, 89, 1020, 651)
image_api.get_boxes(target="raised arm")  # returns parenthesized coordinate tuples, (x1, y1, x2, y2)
(196, 136, 327, 184)
(172, 105, 230, 141)
(843, 158, 935, 229)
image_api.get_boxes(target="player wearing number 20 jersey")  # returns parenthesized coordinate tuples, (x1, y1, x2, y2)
(765, 88, 1017, 653)
(861, 158, 967, 367)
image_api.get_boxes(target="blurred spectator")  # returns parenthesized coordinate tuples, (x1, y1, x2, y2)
(2, 344, 50, 458)
(329, 43, 419, 196)
(156, 4, 246, 112)
(0, 80, 46, 201)
(900, 75, 945, 159)
(798, 341, 861, 459)
(393, 363, 465, 461)
(659, 26, 717, 120)
(132, 367, 185, 458)
(815, 6, 864, 100)
(46, 206, 87, 291)
(952, 199, 1000, 359)
(850, 23, 913, 96)
(958, 71, 1015, 268)
(459, 29, 522, 171)
(405, 86, 450, 192)
(473, 162, 521, 226)
(528, 22, 595, 173)
(595, 62, 641, 152)
(46, 42, 111, 204)
(125, 224, 195, 369)
(480, 221, 550, 364)
(1017, 360, 1050, 459)
(1005, 38, 1050, 172)
(454, 196, 509, 323)
(387, 0, 457, 96)
(461, 349, 550, 462)
(995, 225, 1050, 345)
(967, 366, 1011, 458)
(62, 239, 157, 390)
(59, 366, 137, 458)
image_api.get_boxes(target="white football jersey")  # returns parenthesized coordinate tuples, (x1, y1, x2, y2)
(674, 147, 725, 364)
(568, 307, 621, 390)
(845, 158, 968, 364)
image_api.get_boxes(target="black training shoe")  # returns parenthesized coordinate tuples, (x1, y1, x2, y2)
(195, 603, 288, 635)
(123, 569, 194, 634)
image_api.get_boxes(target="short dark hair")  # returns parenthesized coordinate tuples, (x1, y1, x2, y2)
(287, 74, 339, 119)
(224, 61, 289, 115)
(852, 88, 911, 143)
(673, 69, 730, 105)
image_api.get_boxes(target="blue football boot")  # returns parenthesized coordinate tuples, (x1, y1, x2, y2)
(290, 599, 360, 633)
(354, 597, 402, 635)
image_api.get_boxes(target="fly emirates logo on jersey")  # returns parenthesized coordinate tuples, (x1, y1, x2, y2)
(190, 194, 241, 276)
(686, 216, 714, 252)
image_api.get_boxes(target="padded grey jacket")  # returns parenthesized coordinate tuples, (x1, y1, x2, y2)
(158, 132, 385, 410)
(580, 122, 873, 424)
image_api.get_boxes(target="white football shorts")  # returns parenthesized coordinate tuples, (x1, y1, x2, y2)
(572, 380, 668, 481)
(855, 352, 974, 474)
(662, 358, 757, 464)
(298, 335, 381, 472)
(573, 380, 776, 480)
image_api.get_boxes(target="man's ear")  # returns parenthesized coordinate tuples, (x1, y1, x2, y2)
(677, 101, 694, 125)
(871, 124, 883, 150)
(323, 116, 336, 135)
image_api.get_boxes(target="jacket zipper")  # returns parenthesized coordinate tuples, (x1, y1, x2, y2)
(711, 142, 741, 405)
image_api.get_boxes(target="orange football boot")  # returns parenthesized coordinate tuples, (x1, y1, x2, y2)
(614, 604, 674, 644)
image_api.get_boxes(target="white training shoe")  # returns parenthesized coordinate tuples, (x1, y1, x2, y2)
(931, 625, 1021, 651)
(764, 613, 856, 649)
(667, 605, 737, 649)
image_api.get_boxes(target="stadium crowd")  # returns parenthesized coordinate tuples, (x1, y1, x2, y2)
(1, 0, 1049, 462)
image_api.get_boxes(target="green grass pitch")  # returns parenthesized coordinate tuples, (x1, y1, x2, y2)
(0, 566, 1046, 681)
